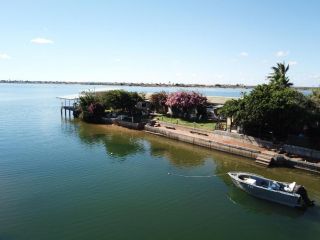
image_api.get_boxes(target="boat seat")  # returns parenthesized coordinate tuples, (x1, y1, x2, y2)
(244, 178, 256, 185)
(284, 182, 296, 192)
(269, 181, 280, 190)
(258, 180, 268, 188)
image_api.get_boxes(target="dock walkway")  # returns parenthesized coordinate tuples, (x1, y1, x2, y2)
(57, 94, 80, 118)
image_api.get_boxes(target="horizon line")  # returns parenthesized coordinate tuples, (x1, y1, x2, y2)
(0, 80, 317, 89)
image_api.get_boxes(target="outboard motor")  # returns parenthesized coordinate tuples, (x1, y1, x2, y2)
(294, 185, 314, 207)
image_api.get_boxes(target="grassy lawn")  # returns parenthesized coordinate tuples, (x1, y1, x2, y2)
(154, 115, 217, 131)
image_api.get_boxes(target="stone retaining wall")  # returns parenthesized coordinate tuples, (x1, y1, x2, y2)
(157, 122, 320, 160)
(283, 144, 320, 160)
(284, 157, 320, 174)
(144, 125, 320, 174)
(213, 130, 275, 148)
(145, 125, 260, 159)
(213, 130, 320, 160)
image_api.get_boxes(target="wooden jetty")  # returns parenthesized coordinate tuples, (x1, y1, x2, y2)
(57, 94, 80, 118)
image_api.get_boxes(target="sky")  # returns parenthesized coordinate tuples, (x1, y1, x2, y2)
(0, 0, 319, 87)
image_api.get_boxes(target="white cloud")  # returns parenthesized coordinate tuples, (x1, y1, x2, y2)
(240, 52, 249, 57)
(31, 38, 54, 44)
(288, 61, 298, 66)
(114, 58, 121, 62)
(275, 50, 289, 57)
(0, 53, 11, 60)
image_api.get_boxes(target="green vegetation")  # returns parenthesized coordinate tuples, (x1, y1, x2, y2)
(310, 88, 320, 107)
(165, 91, 208, 119)
(157, 115, 216, 130)
(149, 91, 214, 130)
(79, 92, 104, 123)
(220, 62, 320, 142)
(267, 62, 293, 88)
(78, 90, 145, 123)
(100, 90, 144, 113)
(149, 91, 168, 114)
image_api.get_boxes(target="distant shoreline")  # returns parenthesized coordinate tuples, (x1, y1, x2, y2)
(0, 80, 316, 90)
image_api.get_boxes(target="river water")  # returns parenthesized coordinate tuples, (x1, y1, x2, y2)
(0, 83, 319, 240)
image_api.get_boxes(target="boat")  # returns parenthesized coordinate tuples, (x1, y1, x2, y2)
(228, 171, 314, 208)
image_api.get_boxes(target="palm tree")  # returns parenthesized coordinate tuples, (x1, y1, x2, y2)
(267, 62, 293, 87)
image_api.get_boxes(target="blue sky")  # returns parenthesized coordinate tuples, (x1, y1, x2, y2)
(0, 0, 319, 86)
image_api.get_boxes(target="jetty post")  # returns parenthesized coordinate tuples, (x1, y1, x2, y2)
(57, 94, 80, 119)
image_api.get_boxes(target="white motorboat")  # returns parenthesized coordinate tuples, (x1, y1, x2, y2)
(228, 171, 314, 208)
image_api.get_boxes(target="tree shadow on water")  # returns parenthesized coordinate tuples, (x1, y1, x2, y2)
(76, 123, 144, 158)
(148, 137, 208, 168)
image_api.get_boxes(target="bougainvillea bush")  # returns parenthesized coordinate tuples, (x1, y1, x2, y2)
(165, 91, 208, 119)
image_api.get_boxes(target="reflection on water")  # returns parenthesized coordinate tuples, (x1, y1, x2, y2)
(226, 182, 320, 222)
(75, 121, 145, 158)
(1, 83, 320, 240)
(57, 120, 320, 239)
(227, 182, 306, 219)
(69, 121, 320, 202)
(70, 121, 320, 203)
(149, 138, 207, 167)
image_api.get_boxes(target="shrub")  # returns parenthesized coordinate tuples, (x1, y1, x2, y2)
(165, 91, 207, 119)
(150, 91, 168, 113)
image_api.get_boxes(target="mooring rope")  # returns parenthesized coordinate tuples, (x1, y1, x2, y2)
(167, 172, 226, 178)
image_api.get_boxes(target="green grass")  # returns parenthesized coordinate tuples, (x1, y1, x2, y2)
(155, 115, 217, 130)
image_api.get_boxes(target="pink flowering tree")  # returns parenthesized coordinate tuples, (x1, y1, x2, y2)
(165, 91, 208, 119)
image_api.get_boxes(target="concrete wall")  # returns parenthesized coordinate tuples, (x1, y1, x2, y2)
(158, 122, 273, 148)
(145, 125, 260, 160)
(284, 157, 320, 173)
(283, 144, 320, 159)
(214, 130, 320, 160)
(144, 125, 320, 174)
(155, 122, 320, 160)
(213, 130, 275, 148)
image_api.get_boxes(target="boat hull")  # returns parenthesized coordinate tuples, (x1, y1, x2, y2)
(229, 172, 303, 208)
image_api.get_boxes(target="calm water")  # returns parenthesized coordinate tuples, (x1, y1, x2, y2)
(54, 84, 311, 97)
(0, 83, 319, 240)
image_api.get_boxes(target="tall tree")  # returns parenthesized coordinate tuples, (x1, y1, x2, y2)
(310, 88, 320, 108)
(101, 90, 143, 112)
(219, 84, 312, 140)
(267, 62, 293, 87)
(150, 91, 168, 113)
